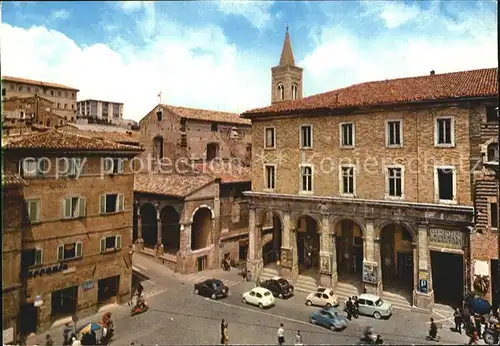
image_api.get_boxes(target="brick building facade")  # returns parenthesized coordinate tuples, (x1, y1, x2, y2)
(241, 30, 498, 311)
(2, 130, 142, 335)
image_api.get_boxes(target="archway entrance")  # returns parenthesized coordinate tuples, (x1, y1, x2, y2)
(379, 224, 414, 298)
(296, 215, 320, 275)
(140, 203, 157, 248)
(192, 208, 212, 250)
(262, 213, 282, 266)
(335, 219, 364, 281)
(160, 206, 181, 255)
(133, 207, 138, 242)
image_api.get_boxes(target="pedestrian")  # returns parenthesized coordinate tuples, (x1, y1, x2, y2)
(346, 297, 353, 320)
(63, 323, 72, 345)
(474, 314, 481, 337)
(294, 330, 303, 346)
(277, 323, 285, 346)
(137, 282, 144, 297)
(220, 319, 225, 344)
(45, 334, 54, 346)
(468, 330, 479, 344)
(223, 322, 229, 345)
(375, 334, 384, 345)
(454, 308, 462, 334)
(353, 296, 359, 318)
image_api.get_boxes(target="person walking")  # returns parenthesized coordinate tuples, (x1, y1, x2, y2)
(223, 322, 229, 345)
(454, 308, 463, 334)
(220, 319, 225, 344)
(468, 330, 479, 344)
(294, 330, 303, 346)
(277, 323, 285, 346)
(353, 296, 359, 318)
(346, 297, 353, 320)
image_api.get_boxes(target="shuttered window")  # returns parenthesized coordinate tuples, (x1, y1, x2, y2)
(35, 248, 42, 265)
(100, 236, 122, 253)
(57, 241, 83, 261)
(62, 197, 86, 218)
(101, 193, 124, 214)
(26, 199, 41, 223)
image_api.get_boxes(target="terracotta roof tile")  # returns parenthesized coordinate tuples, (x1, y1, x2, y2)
(3, 129, 143, 152)
(193, 161, 250, 183)
(2, 76, 79, 91)
(2, 173, 27, 187)
(134, 173, 215, 197)
(57, 126, 141, 145)
(243, 67, 498, 116)
(161, 104, 251, 125)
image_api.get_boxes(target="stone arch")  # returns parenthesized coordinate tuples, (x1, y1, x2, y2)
(295, 214, 321, 273)
(332, 216, 366, 237)
(191, 207, 213, 250)
(260, 210, 283, 265)
(140, 203, 157, 248)
(333, 217, 365, 281)
(160, 205, 181, 254)
(257, 209, 284, 227)
(375, 220, 416, 241)
(293, 213, 322, 230)
(190, 204, 214, 222)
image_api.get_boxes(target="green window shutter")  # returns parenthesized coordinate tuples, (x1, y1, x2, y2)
(118, 194, 124, 211)
(35, 249, 42, 265)
(28, 201, 38, 222)
(100, 195, 106, 214)
(105, 159, 112, 172)
(116, 235, 122, 250)
(76, 242, 82, 257)
(57, 245, 64, 261)
(78, 197, 86, 217)
(100, 238, 105, 253)
(118, 159, 124, 174)
(63, 198, 71, 218)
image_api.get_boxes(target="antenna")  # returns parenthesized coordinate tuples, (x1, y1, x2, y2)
(286, 24, 289, 33)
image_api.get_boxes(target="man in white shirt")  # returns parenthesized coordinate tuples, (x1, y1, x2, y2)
(277, 323, 285, 346)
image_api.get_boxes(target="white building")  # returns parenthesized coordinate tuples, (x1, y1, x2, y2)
(76, 99, 124, 126)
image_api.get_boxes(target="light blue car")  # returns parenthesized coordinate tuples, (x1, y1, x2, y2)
(310, 307, 348, 331)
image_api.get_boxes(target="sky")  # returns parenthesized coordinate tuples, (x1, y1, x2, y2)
(1, 0, 498, 121)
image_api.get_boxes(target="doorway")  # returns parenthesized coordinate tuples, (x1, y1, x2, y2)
(20, 303, 37, 334)
(296, 215, 320, 274)
(492, 259, 499, 312)
(397, 252, 414, 288)
(197, 255, 207, 272)
(206, 143, 219, 161)
(239, 241, 248, 264)
(431, 251, 464, 306)
(98, 276, 120, 304)
(51, 286, 78, 319)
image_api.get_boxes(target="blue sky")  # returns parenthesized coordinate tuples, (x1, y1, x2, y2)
(1, 1, 497, 120)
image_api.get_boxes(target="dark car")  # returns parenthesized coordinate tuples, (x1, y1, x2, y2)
(260, 276, 294, 299)
(194, 279, 229, 299)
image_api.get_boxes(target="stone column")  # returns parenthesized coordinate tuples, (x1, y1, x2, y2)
(319, 215, 336, 288)
(413, 223, 434, 311)
(247, 206, 263, 281)
(155, 204, 164, 256)
(363, 220, 380, 295)
(183, 222, 192, 251)
(280, 211, 298, 282)
(135, 204, 144, 251)
(331, 234, 338, 286)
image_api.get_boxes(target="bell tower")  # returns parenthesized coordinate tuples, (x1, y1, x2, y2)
(271, 26, 303, 104)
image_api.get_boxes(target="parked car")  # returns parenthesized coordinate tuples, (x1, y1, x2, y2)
(259, 276, 294, 299)
(242, 287, 276, 309)
(357, 294, 392, 319)
(194, 279, 229, 299)
(310, 307, 348, 331)
(306, 287, 339, 307)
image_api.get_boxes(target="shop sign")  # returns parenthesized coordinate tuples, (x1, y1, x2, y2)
(3, 327, 14, 344)
(429, 229, 463, 250)
(362, 261, 378, 284)
(418, 270, 429, 294)
(28, 262, 69, 278)
(82, 280, 93, 291)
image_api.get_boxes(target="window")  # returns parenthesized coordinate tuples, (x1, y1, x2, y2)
(277, 84, 284, 100)
(18, 85, 23, 92)
(64, 104, 67, 109)
(486, 106, 498, 122)
(57, 91, 61, 97)
(156, 110, 162, 121)
(340, 165, 355, 195)
(435, 166, 455, 202)
(386, 166, 403, 198)
(1, 88, 5, 96)
(26, 199, 41, 223)
(340, 122, 354, 148)
(300, 125, 312, 149)
(72, 92, 75, 97)
(19, 158, 48, 177)
(57, 103, 60, 108)
(100, 193, 124, 214)
(211, 122, 218, 132)
(300, 165, 313, 192)
(264, 165, 276, 190)
(292, 84, 298, 100)
(435, 117, 454, 146)
(386, 120, 402, 147)
(64, 91, 68, 97)
(490, 203, 498, 230)
(100, 235, 122, 253)
(22, 248, 43, 267)
(264, 127, 276, 149)
(62, 197, 86, 219)
(103, 158, 124, 174)
(487, 143, 499, 162)
(57, 242, 83, 261)
(27, 87, 31, 92)
(51, 90, 54, 96)
(71, 104, 74, 110)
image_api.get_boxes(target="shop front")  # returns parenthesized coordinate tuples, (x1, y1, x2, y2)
(98, 276, 120, 305)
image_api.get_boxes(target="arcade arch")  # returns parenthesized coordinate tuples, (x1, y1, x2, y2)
(334, 218, 365, 281)
(296, 215, 320, 274)
(160, 206, 181, 254)
(140, 203, 157, 248)
(191, 207, 213, 250)
(262, 212, 283, 266)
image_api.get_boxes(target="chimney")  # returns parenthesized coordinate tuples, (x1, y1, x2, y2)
(430, 70, 435, 75)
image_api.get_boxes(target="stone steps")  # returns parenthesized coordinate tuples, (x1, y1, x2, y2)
(382, 291, 412, 311)
(258, 267, 280, 281)
(334, 282, 360, 306)
(293, 275, 318, 294)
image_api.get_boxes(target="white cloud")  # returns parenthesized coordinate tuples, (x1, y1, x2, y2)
(214, 1, 274, 29)
(49, 9, 70, 21)
(360, 1, 421, 28)
(0, 22, 271, 121)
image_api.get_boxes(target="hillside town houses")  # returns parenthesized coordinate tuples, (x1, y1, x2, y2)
(1, 28, 499, 341)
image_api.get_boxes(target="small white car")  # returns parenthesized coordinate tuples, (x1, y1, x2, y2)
(357, 293, 393, 319)
(242, 287, 276, 309)
(306, 287, 339, 308)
